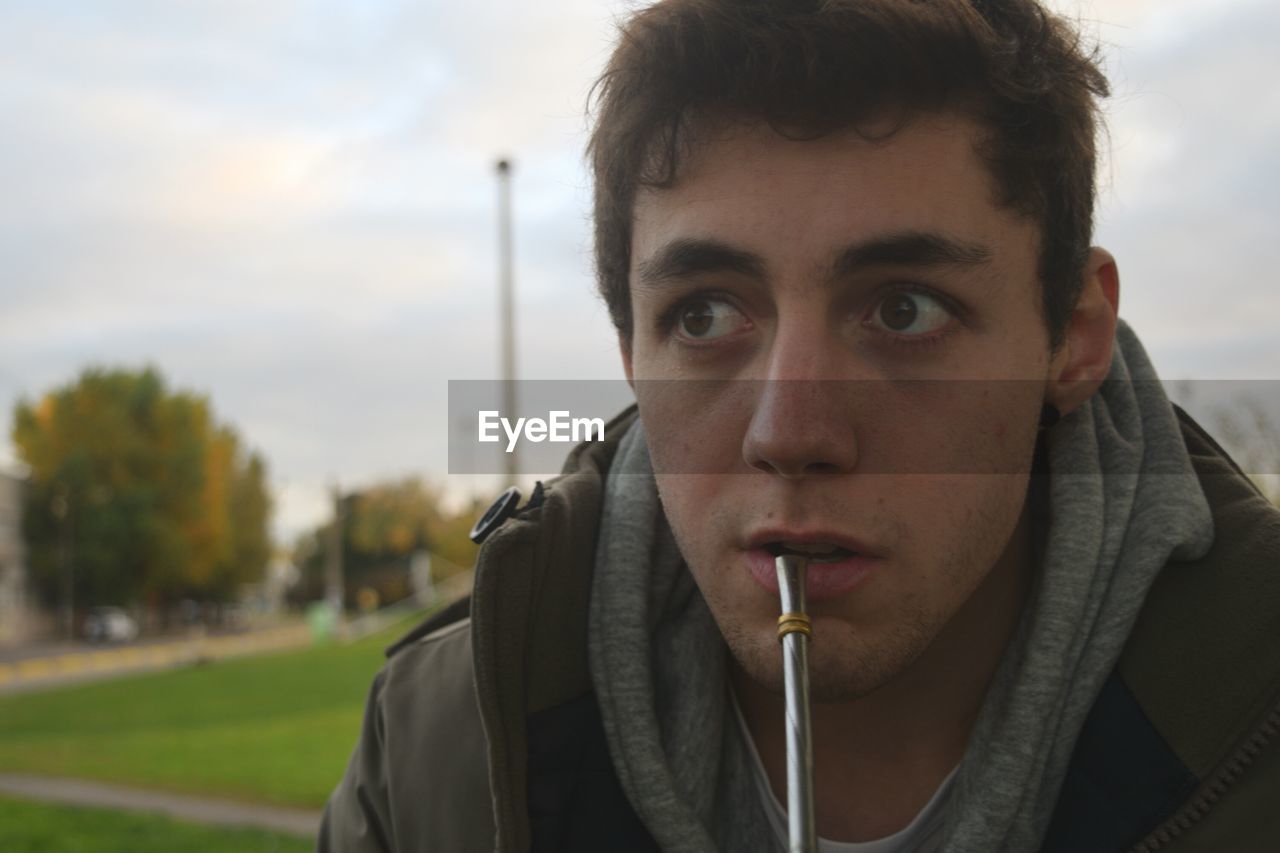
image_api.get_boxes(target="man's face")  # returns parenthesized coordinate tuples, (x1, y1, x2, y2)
(624, 113, 1057, 699)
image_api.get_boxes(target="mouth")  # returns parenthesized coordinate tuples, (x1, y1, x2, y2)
(764, 541, 857, 564)
(749, 529, 878, 560)
(746, 531, 881, 601)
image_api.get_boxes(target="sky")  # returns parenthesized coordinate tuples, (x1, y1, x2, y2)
(1, 0, 1277, 543)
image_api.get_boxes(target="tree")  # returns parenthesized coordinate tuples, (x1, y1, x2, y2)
(12, 366, 272, 610)
(291, 477, 478, 608)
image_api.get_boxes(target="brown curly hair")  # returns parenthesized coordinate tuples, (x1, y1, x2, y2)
(588, 0, 1110, 351)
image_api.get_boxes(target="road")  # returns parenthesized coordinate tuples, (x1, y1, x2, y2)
(0, 630, 227, 664)
(0, 623, 311, 695)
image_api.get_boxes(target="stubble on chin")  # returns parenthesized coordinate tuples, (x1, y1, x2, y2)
(663, 497, 949, 705)
(716, 596, 942, 703)
(657, 471, 1018, 704)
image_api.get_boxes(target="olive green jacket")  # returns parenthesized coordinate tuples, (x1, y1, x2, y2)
(319, 408, 1280, 852)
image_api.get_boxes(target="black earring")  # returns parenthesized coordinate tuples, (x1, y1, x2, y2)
(1039, 403, 1062, 431)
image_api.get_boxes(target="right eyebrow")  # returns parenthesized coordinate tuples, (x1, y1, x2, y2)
(634, 238, 767, 292)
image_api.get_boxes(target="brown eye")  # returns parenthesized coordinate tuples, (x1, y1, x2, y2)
(681, 302, 714, 337)
(676, 298, 747, 341)
(869, 291, 952, 336)
(879, 294, 918, 331)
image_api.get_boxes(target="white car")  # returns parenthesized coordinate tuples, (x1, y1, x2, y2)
(84, 607, 139, 643)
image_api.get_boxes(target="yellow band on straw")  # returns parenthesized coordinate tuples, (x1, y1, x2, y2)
(777, 612, 812, 641)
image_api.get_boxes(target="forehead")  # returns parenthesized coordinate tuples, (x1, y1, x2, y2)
(630, 113, 1038, 281)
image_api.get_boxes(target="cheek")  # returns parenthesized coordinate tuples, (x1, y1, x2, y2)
(869, 382, 1041, 476)
(894, 474, 1029, 592)
(964, 387, 1043, 476)
(653, 473, 720, 554)
(652, 472, 748, 613)
(636, 381, 752, 475)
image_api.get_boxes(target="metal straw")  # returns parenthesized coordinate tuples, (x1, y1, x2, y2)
(776, 554, 816, 853)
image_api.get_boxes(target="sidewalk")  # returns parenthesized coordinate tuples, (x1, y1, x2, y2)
(0, 773, 322, 838)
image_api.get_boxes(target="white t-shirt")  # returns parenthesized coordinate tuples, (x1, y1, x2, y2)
(732, 695, 956, 853)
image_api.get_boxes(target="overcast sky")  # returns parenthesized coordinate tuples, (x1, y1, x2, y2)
(2, 0, 1277, 542)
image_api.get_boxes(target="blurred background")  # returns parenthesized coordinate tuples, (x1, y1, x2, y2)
(1, 0, 1277, 850)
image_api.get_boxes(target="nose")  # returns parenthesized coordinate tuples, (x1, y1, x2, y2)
(741, 325, 859, 478)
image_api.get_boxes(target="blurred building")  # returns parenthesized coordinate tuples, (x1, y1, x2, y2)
(238, 555, 300, 619)
(0, 469, 31, 645)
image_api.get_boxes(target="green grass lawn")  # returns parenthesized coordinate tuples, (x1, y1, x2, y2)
(0, 611, 432, 808)
(0, 795, 313, 853)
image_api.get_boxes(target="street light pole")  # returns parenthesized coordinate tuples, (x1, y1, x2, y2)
(496, 158, 518, 488)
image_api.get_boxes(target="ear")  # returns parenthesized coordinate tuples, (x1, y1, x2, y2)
(1047, 247, 1120, 416)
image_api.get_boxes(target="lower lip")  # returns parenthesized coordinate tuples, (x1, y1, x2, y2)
(745, 548, 879, 602)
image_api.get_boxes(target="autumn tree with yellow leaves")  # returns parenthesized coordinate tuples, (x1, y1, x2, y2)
(12, 367, 272, 609)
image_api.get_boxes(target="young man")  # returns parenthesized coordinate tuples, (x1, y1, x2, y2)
(320, 1, 1280, 851)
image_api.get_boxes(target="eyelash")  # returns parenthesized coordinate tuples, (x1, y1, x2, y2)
(654, 290, 745, 340)
(863, 285, 966, 349)
(654, 285, 966, 349)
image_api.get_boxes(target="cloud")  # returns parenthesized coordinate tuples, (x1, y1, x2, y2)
(1091, 0, 1280, 375)
(2, 0, 1276, 542)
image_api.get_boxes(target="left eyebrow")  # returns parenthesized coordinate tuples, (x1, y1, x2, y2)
(830, 231, 993, 279)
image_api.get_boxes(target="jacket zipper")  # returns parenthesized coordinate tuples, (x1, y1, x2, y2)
(1127, 700, 1280, 852)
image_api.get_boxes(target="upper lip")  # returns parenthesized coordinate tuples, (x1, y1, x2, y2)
(746, 529, 882, 557)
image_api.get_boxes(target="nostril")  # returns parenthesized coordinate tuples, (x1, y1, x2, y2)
(746, 457, 844, 479)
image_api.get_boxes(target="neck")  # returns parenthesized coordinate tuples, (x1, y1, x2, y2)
(732, 501, 1035, 842)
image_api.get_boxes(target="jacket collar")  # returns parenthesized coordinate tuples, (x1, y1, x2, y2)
(468, 406, 637, 852)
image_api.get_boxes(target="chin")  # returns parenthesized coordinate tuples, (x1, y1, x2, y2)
(725, 610, 939, 703)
